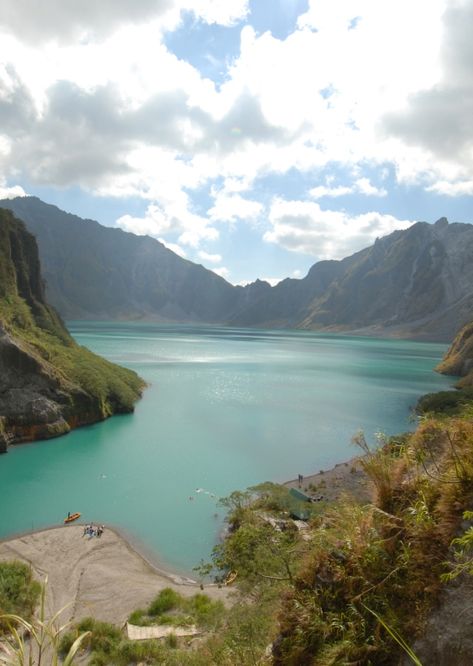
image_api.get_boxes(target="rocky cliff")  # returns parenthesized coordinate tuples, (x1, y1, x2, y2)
(0, 209, 145, 451)
(437, 320, 473, 387)
(0, 196, 268, 322)
(231, 217, 473, 341)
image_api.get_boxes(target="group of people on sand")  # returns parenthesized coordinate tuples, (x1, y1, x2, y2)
(83, 523, 105, 538)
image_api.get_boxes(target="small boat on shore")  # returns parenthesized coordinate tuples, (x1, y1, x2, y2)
(225, 571, 237, 586)
(64, 512, 81, 524)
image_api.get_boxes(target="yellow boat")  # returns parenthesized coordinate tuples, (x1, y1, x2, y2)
(64, 512, 81, 524)
(225, 571, 237, 586)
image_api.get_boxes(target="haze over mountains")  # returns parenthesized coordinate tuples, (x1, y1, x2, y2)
(1, 196, 473, 342)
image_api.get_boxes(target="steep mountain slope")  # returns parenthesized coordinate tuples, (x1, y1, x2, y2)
(231, 217, 473, 341)
(0, 209, 144, 451)
(437, 320, 473, 387)
(2, 197, 472, 341)
(0, 196, 268, 322)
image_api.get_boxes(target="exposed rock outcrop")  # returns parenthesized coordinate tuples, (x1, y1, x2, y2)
(0, 196, 267, 323)
(231, 217, 473, 341)
(1, 197, 472, 341)
(436, 320, 473, 387)
(0, 209, 145, 451)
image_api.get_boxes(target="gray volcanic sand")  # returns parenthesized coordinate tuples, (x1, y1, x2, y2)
(0, 525, 229, 626)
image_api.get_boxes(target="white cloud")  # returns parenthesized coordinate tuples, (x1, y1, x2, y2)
(309, 178, 386, 199)
(159, 238, 187, 257)
(381, 0, 473, 189)
(310, 185, 353, 199)
(259, 276, 284, 286)
(355, 178, 387, 197)
(265, 198, 413, 258)
(0, 0, 459, 205)
(0, 1, 249, 45)
(198, 250, 222, 263)
(115, 195, 218, 248)
(184, 0, 249, 26)
(426, 180, 473, 197)
(208, 192, 263, 222)
(212, 266, 230, 279)
(0, 0, 469, 268)
(0, 180, 26, 199)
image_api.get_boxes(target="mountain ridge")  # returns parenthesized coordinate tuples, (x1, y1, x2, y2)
(1, 197, 472, 341)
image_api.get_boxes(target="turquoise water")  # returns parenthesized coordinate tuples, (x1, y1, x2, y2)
(0, 323, 453, 573)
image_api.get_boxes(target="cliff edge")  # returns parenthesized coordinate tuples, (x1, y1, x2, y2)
(0, 209, 145, 451)
(436, 320, 473, 387)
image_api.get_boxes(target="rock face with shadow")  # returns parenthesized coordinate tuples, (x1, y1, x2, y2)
(0, 209, 144, 450)
(1, 197, 473, 342)
(437, 320, 473, 386)
(0, 196, 270, 323)
(231, 217, 473, 342)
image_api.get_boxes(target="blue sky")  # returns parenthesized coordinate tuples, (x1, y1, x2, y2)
(0, 0, 472, 284)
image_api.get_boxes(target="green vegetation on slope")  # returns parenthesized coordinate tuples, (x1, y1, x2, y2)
(3, 406, 473, 664)
(437, 320, 473, 387)
(59, 589, 226, 665)
(0, 561, 41, 634)
(0, 208, 145, 442)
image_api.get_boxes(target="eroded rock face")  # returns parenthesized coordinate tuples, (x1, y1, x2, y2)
(2, 198, 473, 341)
(0, 210, 144, 452)
(400, 576, 473, 666)
(437, 321, 473, 387)
(0, 325, 98, 447)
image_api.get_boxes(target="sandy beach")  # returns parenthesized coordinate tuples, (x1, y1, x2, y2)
(0, 455, 372, 629)
(0, 525, 230, 626)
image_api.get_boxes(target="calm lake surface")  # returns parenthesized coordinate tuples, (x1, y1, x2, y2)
(0, 323, 453, 573)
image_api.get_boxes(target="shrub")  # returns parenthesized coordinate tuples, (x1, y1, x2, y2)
(0, 560, 41, 633)
(416, 388, 473, 416)
(148, 588, 181, 616)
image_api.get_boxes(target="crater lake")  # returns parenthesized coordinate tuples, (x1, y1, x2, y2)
(0, 323, 453, 573)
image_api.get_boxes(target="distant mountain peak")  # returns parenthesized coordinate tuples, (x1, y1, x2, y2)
(1, 196, 471, 342)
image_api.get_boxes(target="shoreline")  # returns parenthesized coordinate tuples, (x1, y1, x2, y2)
(0, 523, 198, 586)
(283, 454, 371, 504)
(0, 524, 230, 626)
(0, 456, 370, 610)
(0, 454, 373, 627)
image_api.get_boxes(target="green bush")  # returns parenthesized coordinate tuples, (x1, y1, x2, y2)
(148, 588, 181, 616)
(128, 608, 148, 625)
(0, 560, 41, 633)
(416, 388, 473, 415)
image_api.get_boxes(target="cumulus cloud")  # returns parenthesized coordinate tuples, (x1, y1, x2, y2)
(310, 177, 386, 199)
(116, 196, 218, 248)
(208, 191, 264, 222)
(198, 250, 222, 263)
(264, 198, 413, 258)
(0, 1, 173, 44)
(0, 179, 26, 199)
(0, 0, 459, 204)
(0, 59, 293, 191)
(212, 266, 230, 279)
(382, 0, 473, 189)
(0, 0, 249, 45)
(0, 0, 468, 272)
(427, 180, 473, 196)
(158, 238, 187, 257)
(185, 0, 249, 26)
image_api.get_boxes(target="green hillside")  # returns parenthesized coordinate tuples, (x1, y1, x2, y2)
(0, 208, 145, 448)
